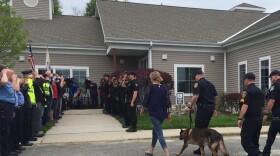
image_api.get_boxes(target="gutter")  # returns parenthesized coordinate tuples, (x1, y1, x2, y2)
(30, 43, 106, 51)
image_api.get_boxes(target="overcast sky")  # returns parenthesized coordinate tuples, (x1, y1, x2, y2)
(60, 0, 280, 15)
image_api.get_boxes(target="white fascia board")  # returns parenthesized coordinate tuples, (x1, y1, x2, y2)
(230, 7, 266, 12)
(30, 44, 106, 51)
(219, 14, 270, 44)
(49, 0, 52, 20)
(223, 20, 280, 47)
(96, 1, 107, 42)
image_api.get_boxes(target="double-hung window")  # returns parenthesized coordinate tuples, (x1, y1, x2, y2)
(238, 61, 247, 93)
(259, 56, 271, 92)
(174, 64, 204, 96)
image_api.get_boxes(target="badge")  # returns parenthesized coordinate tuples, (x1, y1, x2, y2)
(194, 83, 198, 88)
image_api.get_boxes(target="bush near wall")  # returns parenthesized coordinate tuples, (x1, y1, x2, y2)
(217, 92, 241, 114)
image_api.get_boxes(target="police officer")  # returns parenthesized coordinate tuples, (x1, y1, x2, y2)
(238, 72, 264, 156)
(102, 74, 110, 114)
(187, 70, 218, 155)
(263, 70, 280, 156)
(125, 72, 139, 132)
(0, 65, 19, 156)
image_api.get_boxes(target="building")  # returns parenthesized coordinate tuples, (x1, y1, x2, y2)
(11, 0, 280, 101)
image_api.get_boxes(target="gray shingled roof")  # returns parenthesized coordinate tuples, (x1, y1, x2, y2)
(235, 3, 265, 9)
(97, 0, 266, 43)
(228, 10, 280, 42)
(23, 16, 105, 47)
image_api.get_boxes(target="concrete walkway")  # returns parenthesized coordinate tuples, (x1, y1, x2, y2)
(34, 109, 269, 144)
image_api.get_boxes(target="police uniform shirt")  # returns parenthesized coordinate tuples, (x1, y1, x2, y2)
(239, 83, 264, 117)
(102, 80, 110, 95)
(267, 79, 280, 116)
(126, 80, 139, 99)
(193, 78, 217, 105)
(0, 81, 16, 104)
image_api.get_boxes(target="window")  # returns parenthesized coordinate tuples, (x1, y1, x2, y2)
(174, 64, 204, 96)
(259, 56, 271, 92)
(35, 65, 89, 89)
(238, 61, 247, 93)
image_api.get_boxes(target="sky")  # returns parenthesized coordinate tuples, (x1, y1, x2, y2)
(60, 0, 280, 15)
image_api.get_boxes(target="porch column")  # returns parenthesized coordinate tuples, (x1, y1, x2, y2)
(114, 48, 117, 72)
(148, 41, 153, 68)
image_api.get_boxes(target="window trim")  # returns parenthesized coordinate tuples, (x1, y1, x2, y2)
(259, 56, 271, 90)
(174, 64, 204, 96)
(238, 61, 247, 93)
(35, 65, 90, 78)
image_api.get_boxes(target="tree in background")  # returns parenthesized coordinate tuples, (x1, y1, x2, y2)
(54, 0, 62, 15)
(85, 0, 96, 16)
(72, 6, 84, 16)
(0, 1, 28, 67)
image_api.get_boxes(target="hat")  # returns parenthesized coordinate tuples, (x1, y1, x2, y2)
(127, 71, 136, 76)
(21, 70, 32, 75)
(193, 70, 204, 79)
(243, 72, 255, 80)
(0, 64, 6, 72)
(269, 70, 280, 78)
(103, 73, 109, 77)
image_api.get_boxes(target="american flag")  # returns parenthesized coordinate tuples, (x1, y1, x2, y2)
(28, 44, 35, 71)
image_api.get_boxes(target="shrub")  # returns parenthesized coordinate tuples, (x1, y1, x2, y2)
(217, 92, 241, 114)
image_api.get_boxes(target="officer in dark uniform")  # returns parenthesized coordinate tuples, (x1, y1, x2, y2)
(102, 74, 110, 114)
(187, 70, 218, 155)
(238, 72, 264, 156)
(125, 72, 139, 132)
(263, 70, 280, 156)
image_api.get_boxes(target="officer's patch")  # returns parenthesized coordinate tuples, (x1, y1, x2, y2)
(194, 83, 198, 88)
(135, 83, 138, 87)
(270, 86, 274, 91)
(241, 91, 247, 99)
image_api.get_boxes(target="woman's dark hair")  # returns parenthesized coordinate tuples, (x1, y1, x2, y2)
(0, 64, 7, 72)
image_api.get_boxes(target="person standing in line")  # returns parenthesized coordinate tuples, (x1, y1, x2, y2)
(238, 73, 264, 156)
(262, 70, 280, 156)
(141, 71, 171, 156)
(125, 72, 139, 132)
(186, 70, 218, 155)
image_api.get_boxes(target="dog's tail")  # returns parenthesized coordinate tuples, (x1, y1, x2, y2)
(219, 137, 229, 156)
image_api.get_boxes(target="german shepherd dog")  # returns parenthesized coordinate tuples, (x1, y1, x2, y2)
(177, 128, 229, 156)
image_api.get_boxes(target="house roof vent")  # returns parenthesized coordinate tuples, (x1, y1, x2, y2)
(230, 3, 266, 13)
(23, 0, 39, 7)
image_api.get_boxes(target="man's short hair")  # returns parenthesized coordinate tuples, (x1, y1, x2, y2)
(0, 64, 6, 72)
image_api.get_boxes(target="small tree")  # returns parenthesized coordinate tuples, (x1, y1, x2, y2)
(0, 1, 28, 67)
(85, 0, 96, 16)
(54, 0, 62, 15)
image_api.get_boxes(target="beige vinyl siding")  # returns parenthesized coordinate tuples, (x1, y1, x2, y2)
(226, 36, 280, 93)
(13, 0, 50, 20)
(13, 53, 114, 84)
(152, 50, 224, 104)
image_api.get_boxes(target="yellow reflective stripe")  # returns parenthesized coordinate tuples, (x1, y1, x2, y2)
(28, 78, 36, 104)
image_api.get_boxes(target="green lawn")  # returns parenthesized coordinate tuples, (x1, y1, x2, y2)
(41, 120, 55, 134)
(116, 113, 271, 130)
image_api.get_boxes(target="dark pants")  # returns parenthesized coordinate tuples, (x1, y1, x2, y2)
(99, 95, 104, 108)
(22, 108, 32, 144)
(12, 106, 24, 150)
(241, 117, 262, 156)
(195, 105, 214, 128)
(263, 119, 280, 156)
(0, 101, 15, 156)
(126, 102, 137, 129)
(32, 105, 40, 134)
(103, 94, 109, 113)
(91, 95, 98, 108)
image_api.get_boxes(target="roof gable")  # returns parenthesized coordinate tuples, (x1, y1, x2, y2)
(97, 0, 266, 43)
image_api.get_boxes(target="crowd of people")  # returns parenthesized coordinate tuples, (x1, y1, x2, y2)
(0, 64, 81, 156)
(98, 71, 139, 132)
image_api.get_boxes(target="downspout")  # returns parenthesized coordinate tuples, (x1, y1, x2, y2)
(148, 41, 153, 69)
(224, 51, 227, 92)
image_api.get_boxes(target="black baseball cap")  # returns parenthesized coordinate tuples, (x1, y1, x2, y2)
(243, 72, 255, 80)
(21, 70, 32, 75)
(193, 70, 204, 79)
(0, 64, 6, 72)
(127, 71, 136, 76)
(269, 70, 280, 78)
(103, 73, 109, 77)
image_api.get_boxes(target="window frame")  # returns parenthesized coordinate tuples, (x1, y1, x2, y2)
(174, 64, 204, 96)
(238, 61, 247, 93)
(259, 56, 271, 91)
(35, 65, 89, 78)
